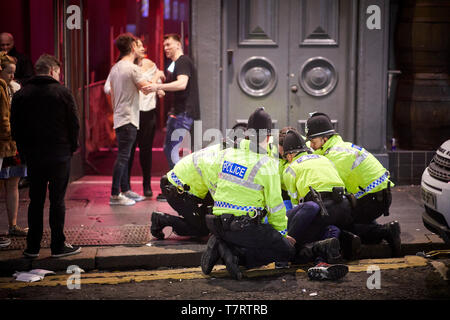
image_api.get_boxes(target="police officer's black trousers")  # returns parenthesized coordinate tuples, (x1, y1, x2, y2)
(322, 198, 354, 230)
(160, 177, 211, 237)
(350, 190, 393, 244)
(207, 215, 295, 269)
(352, 190, 391, 224)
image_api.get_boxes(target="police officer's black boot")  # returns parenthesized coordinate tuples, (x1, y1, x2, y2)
(382, 221, 402, 257)
(217, 240, 243, 280)
(151, 212, 170, 240)
(311, 237, 343, 264)
(201, 235, 221, 275)
(339, 230, 362, 261)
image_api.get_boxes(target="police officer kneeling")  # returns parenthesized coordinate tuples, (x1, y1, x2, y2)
(306, 112, 401, 257)
(282, 130, 358, 262)
(201, 108, 296, 280)
(151, 148, 215, 240)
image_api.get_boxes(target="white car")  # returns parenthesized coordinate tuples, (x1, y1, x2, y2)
(421, 139, 450, 244)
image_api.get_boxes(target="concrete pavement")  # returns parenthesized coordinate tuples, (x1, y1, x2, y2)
(0, 176, 448, 276)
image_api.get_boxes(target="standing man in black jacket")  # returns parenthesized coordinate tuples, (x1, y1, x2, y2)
(11, 54, 81, 258)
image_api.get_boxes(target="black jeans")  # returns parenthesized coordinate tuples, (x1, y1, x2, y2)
(26, 157, 71, 253)
(128, 110, 156, 192)
(112, 123, 137, 196)
(220, 221, 295, 269)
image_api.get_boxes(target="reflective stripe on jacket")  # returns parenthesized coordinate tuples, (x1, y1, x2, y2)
(283, 151, 345, 205)
(192, 143, 224, 196)
(212, 139, 288, 236)
(314, 134, 393, 198)
(167, 152, 209, 199)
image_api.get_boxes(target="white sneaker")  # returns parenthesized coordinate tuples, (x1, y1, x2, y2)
(122, 190, 146, 202)
(110, 193, 136, 206)
(0, 237, 11, 248)
(307, 262, 349, 281)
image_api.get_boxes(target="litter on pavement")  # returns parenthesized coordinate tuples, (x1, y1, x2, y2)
(13, 269, 56, 283)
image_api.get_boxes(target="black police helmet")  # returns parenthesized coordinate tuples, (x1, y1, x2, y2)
(283, 130, 307, 155)
(247, 107, 272, 132)
(310, 111, 331, 120)
(306, 114, 335, 139)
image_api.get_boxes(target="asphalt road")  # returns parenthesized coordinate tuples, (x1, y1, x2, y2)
(0, 257, 449, 302)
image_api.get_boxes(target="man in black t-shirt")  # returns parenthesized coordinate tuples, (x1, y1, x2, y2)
(147, 34, 200, 169)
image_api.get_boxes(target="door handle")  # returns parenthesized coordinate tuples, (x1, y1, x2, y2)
(291, 85, 299, 93)
(227, 49, 234, 65)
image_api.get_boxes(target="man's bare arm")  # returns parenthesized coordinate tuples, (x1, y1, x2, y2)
(146, 75, 189, 93)
(137, 80, 153, 95)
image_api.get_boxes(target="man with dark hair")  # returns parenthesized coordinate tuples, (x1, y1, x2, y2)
(10, 54, 81, 258)
(33, 54, 61, 76)
(147, 33, 200, 170)
(107, 33, 155, 206)
(0, 33, 34, 85)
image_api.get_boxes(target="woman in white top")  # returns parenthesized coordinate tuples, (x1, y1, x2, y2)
(105, 39, 165, 198)
(128, 39, 165, 198)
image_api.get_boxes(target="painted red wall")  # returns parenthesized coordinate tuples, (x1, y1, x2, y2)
(29, 0, 54, 63)
(0, 0, 53, 66)
(0, 0, 31, 58)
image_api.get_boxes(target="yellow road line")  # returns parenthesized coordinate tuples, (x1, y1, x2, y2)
(0, 256, 428, 290)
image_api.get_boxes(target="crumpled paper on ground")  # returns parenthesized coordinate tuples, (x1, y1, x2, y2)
(13, 269, 56, 282)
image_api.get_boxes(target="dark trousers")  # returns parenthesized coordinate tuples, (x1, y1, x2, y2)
(353, 191, 391, 224)
(287, 202, 341, 246)
(112, 123, 137, 196)
(206, 214, 295, 269)
(350, 190, 393, 244)
(287, 202, 324, 245)
(221, 222, 295, 269)
(26, 157, 71, 253)
(163, 112, 194, 169)
(161, 176, 211, 237)
(322, 198, 354, 229)
(128, 110, 156, 192)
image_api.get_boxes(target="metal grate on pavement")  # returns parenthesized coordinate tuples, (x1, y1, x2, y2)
(0, 225, 151, 251)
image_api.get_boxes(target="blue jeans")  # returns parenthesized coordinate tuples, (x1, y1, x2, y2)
(287, 201, 340, 245)
(163, 112, 194, 169)
(112, 123, 137, 196)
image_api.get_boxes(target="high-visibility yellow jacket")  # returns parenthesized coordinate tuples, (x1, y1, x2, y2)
(265, 140, 288, 192)
(313, 134, 393, 199)
(279, 158, 289, 191)
(191, 143, 225, 196)
(283, 151, 345, 205)
(167, 153, 209, 200)
(212, 139, 288, 236)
